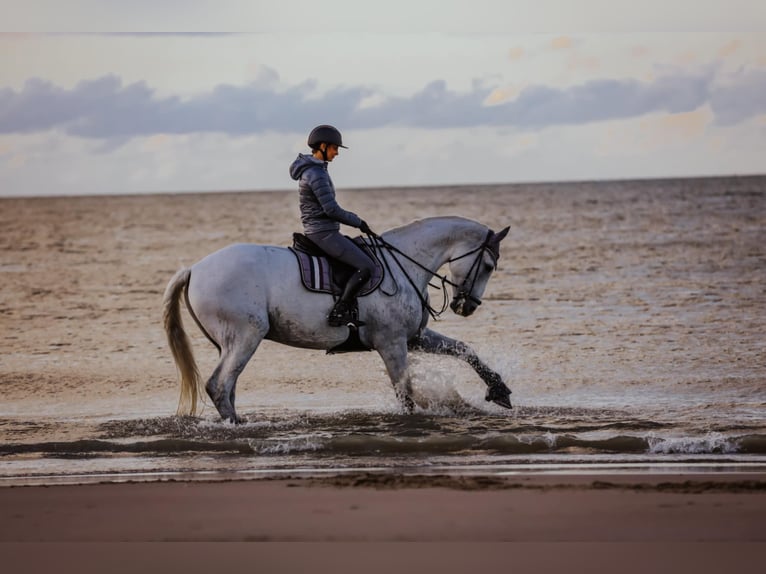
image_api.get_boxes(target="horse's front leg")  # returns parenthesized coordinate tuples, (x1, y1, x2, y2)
(408, 328, 512, 409)
(375, 339, 415, 413)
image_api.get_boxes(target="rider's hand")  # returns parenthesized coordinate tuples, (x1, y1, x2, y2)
(359, 220, 374, 235)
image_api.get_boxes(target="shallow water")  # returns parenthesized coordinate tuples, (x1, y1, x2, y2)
(2, 377, 765, 485)
(1, 177, 765, 484)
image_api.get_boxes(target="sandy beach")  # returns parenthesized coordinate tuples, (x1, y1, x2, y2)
(1, 473, 765, 572)
(2, 473, 765, 542)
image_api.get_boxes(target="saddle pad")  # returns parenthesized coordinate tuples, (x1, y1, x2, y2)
(289, 239, 384, 297)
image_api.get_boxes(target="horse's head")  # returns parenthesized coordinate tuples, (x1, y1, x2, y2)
(448, 226, 510, 317)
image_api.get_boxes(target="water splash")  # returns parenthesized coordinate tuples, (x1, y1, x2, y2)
(647, 432, 741, 455)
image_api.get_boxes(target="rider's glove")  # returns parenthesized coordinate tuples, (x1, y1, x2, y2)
(359, 220, 374, 235)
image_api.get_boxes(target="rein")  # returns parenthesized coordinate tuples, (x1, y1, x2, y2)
(364, 229, 495, 320)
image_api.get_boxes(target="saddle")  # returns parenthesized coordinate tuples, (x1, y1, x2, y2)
(289, 233, 384, 297)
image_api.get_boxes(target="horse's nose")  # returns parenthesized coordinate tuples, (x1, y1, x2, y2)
(462, 301, 478, 316)
(450, 297, 477, 317)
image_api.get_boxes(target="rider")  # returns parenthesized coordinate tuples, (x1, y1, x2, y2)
(289, 124, 376, 327)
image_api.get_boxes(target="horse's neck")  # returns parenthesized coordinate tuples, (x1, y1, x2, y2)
(383, 218, 484, 272)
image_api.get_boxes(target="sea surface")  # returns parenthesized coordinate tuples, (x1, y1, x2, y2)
(1, 176, 765, 484)
(2, 382, 764, 485)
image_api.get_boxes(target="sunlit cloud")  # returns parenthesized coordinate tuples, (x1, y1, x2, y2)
(483, 86, 521, 106)
(356, 92, 388, 110)
(141, 133, 172, 151)
(550, 36, 573, 50)
(676, 50, 699, 66)
(595, 107, 711, 157)
(508, 46, 524, 61)
(654, 108, 711, 139)
(718, 39, 741, 59)
(631, 45, 650, 58)
(567, 54, 600, 72)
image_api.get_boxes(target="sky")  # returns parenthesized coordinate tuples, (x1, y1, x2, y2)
(1, 0, 765, 196)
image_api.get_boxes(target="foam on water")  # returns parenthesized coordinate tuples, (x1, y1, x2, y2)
(647, 432, 743, 455)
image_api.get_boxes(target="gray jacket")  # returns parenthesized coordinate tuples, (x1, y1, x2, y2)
(289, 153, 363, 234)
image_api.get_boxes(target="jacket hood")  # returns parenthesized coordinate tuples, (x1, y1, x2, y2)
(289, 153, 324, 180)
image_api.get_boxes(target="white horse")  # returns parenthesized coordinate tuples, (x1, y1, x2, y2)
(163, 216, 512, 422)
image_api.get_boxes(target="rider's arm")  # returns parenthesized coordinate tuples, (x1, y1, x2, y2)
(306, 169, 363, 228)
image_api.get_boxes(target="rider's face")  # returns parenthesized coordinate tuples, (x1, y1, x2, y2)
(323, 143, 339, 162)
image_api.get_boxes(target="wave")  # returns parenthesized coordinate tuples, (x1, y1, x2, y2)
(2, 433, 765, 457)
(3, 410, 764, 469)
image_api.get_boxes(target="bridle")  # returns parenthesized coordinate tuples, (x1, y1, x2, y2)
(448, 229, 498, 311)
(366, 229, 498, 320)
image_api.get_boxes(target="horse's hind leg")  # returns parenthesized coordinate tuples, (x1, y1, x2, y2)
(206, 337, 261, 423)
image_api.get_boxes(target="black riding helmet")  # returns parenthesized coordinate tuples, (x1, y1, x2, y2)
(308, 125, 348, 150)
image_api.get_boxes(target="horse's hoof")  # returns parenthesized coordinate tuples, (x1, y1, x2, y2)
(485, 383, 512, 409)
(221, 414, 245, 424)
(492, 396, 512, 409)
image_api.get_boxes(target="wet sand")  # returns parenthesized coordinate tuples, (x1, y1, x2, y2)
(2, 473, 765, 542)
(1, 474, 764, 572)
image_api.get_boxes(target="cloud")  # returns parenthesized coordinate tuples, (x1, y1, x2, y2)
(710, 67, 766, 124)
(0, 73, 371, 138)
(1, 66, 760, 140)
(508, 47, 525, 61)
(567, 54, 600, 72)
(550, 36, 573, 50)
(656, 108, 709, 137)
(631, 45, 650, 59)
(484, 86, 522, 106)
(495, 74, 708, 128)
(718, 40, 741, 59)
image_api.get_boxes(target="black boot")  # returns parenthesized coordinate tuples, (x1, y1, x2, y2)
(328, 269, 370, 327)
(328, 300, 356, 327)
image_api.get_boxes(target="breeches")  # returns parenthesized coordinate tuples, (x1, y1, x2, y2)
(306, 230, 375, 277)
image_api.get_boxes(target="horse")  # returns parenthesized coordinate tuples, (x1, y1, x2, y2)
(162, 216, 512, 423)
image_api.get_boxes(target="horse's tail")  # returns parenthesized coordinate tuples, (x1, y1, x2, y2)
(162, 267, 202, 416)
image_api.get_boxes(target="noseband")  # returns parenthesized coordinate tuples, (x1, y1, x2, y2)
(447, 229, 497, 309)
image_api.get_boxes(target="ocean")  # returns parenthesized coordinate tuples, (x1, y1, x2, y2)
(1, 176, 764, 484)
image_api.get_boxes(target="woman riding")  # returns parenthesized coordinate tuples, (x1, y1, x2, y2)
(289, 124, 376, 327)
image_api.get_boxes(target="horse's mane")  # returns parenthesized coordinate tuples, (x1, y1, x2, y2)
(384, 216, 487, 240)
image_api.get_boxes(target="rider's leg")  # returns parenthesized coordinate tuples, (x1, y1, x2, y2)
(305, 230, 376, 326)
(341, 267, 371, 299)
(328, 266, 372, 325)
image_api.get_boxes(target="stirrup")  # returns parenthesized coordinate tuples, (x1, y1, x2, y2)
(328, 301, 365, 328)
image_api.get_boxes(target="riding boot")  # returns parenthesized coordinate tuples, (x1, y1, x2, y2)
(328, 269, 370, 327)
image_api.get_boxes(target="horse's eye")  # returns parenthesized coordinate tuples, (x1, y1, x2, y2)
(484, 263, 495, 273)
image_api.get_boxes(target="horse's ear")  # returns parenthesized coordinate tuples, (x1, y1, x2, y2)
(491, 226, 510, 243)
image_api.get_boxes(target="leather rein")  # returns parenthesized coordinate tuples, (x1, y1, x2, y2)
(365, 229, 497, 320)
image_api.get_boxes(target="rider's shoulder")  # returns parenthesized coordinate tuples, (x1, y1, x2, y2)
(303, 161, 330, 183)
